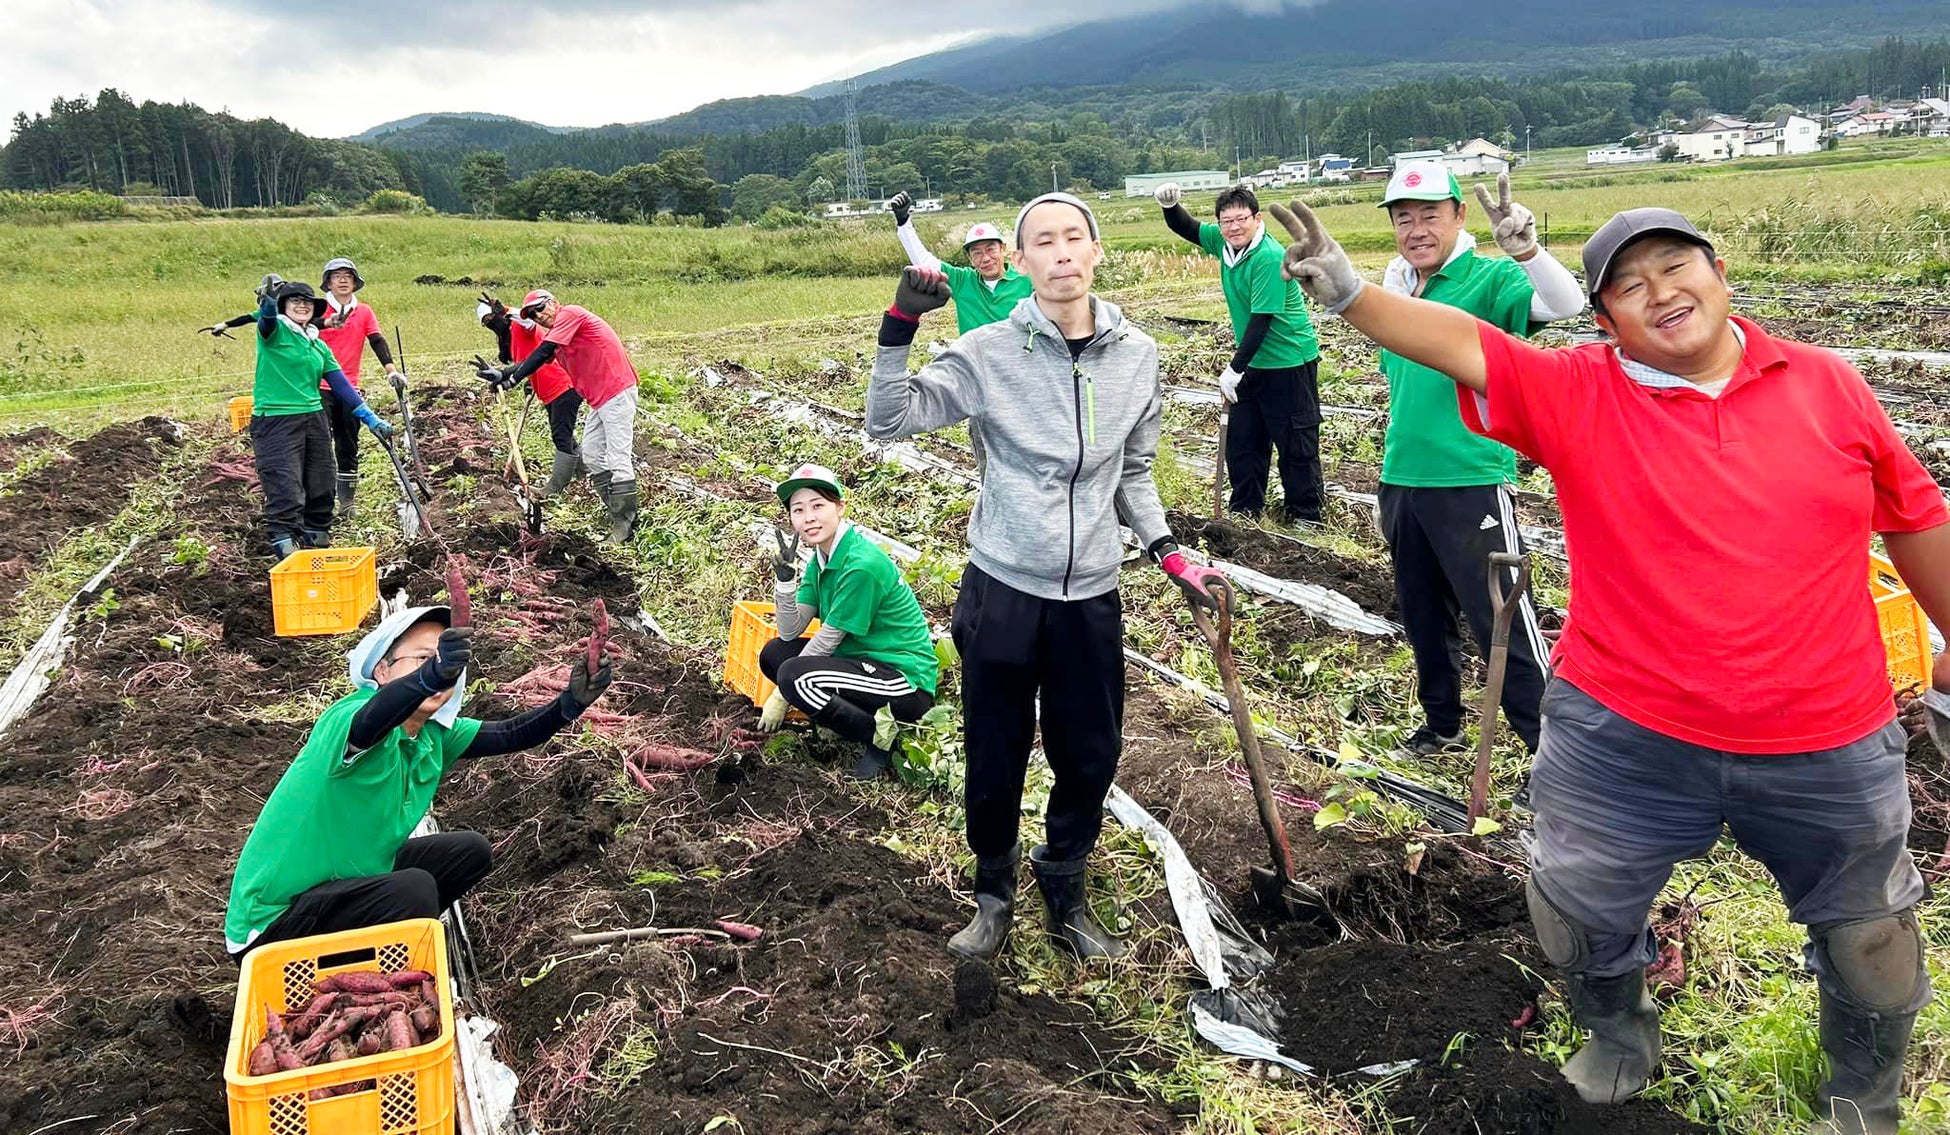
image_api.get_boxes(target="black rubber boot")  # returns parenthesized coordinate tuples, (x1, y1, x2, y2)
(606, 479, 639, 543)
(1561, 968, 1661, 1104)
(270, 535, 299, 560)
(1816, 993, 1914, 1135)
(301, 529, 331, 549)
(847, 743, 893, 781)
(542, 452, 580, 497)
(948, 843, 1019, 961)
(334, 473, 357, 515)
(1029, 845, 1126, 961)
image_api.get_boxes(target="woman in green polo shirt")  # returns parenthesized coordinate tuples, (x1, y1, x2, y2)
(756, 464, 939, 781)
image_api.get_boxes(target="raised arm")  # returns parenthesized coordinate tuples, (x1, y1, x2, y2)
(1270, 200, 1489, 392)
(865, 269, 985, 440)
(1472, 174, 1585, 322)
(889, 192, 945, 274)
(1153, 183, 1203, 248)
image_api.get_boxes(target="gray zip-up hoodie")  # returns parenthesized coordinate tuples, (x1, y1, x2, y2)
(867, 294, 1172, 602)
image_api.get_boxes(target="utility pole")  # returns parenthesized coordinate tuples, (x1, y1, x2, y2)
(1525, 122, 1531, 164)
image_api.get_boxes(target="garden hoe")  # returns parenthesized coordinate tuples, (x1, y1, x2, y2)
(472, 355, 544, 535)
(377, 433, 432, 541)
(1185, 575, 1309, 919)
(1468, 552, 1531, 825)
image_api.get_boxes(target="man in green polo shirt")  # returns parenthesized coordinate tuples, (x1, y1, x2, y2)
(1156, 183, 1323, 522)
(224, 603, 614, 958)
(1375, 161, 1585, 756)
(888, 192, 1035, 335)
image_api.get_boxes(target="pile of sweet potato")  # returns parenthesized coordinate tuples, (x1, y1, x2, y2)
(245, 969, 442, 1096)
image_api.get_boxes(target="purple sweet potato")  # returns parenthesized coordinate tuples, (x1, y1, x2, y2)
(385, 968, 434, 989)
(315, 970, 396, 995)
(357, 1029, 383, 1057)
(247, 1038, 278, 1077)
(409, 1004, 437, 1039)
(286, 991, 340, 1039)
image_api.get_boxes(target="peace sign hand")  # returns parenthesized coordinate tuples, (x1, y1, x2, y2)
(1267, 200, 1367, 316)
(771, 528, 802, 582)
(1473, 172, 1537, 260)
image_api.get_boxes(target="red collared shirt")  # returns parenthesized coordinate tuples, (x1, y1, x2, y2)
(510, 319, 574, 404)
(542, 305, 637, 408)
(1459, 315, 1947, 752)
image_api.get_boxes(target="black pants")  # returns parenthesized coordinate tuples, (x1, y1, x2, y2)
(953, 563, 1123, 863)
(231, 832, 492, 962)
(323, 392, 361, 475)
(758, 637, 932, 744)
(546, 390, 584, 456)
(1379, 483, 1547, 752)
(1227, 361, 1322, 521)
(250, 410, 337, 544)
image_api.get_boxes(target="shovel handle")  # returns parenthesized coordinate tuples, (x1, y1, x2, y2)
(1469, 551, 1530, 825)
(1185, 587, 1298, 886)
(1485, 552, 1530, 648)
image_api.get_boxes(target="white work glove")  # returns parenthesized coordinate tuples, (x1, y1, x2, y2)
(1218, 366, 1242, 403)
(1268, 201, 1367, 315)
(1154, 182, 1182, 209)
(1473, 172, 1537, 261)
(758, 688, 789, 732)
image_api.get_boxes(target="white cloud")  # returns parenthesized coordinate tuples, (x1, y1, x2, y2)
(4, 0, 1241, 137)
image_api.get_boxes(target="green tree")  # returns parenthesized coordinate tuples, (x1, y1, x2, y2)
(455, 150, 509, 214)
(730, 173, 799, 222)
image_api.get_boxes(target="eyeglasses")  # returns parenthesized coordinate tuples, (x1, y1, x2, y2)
(1217, 214, 1258, 228)
(382, 651, 436, 670)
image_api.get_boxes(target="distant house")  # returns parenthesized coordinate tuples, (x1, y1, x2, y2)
(1908, 98, 1950, 137)
(1316, 154, 1355, 182)
(1124, 169, 1230, 198)
(1835, 111, 1899, 138)
(1587, 144, 1658, 166)
(1389, 145, 1511, 178)
(1660, 115, 1754, 162)
(1741, 115, 1822, 156)
(1276, 159, 1314, 183)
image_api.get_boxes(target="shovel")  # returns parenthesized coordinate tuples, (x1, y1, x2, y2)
(1186, 575, 1307, 917)
(1468, 552, 1532, 825)
(376, 432, 433, 541)
(1212, 400, 1230, 520)
(474, 356, 543, 534)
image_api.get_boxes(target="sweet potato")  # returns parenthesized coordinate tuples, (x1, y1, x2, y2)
(589, 597, 609, 675)
(297, 1006, 375, 1063)
(286, 991, 340, 1039)
(385, 969, 434, 989)
(270, 1030, 305, 1072)
(419, 977, 437, 1006)
(345, 990, 415, 1009)
(446, 556, 471, 628)
(316, 970, 396, 995)
(326, 1037, 356, 1066)
(357, 1029, 383, 1056)
(247, 1038, 278, 1077)
(264, 1006, 285, 1037)
(715, 920, 763, 942)
(386, 1007, 415, 1052)
(409, 1004, 437, 1039)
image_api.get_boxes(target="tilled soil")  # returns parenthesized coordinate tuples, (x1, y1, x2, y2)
(0, 416, 185, 596)
(1168, 507, 1400, 620)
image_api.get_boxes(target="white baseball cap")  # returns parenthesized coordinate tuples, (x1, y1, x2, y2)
(963, 222, 1005, 248)
(1381, 161, 1463, 207)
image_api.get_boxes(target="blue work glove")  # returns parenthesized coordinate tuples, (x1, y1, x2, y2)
(354, 405, 395, 439)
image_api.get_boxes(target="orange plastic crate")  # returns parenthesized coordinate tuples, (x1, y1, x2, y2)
(270, 548, 377, 637)
(1870, 552, 1932, 696)
(225, 918, 455, 1135)
(723, 600, 818, 710)
(230, 396, 254, 432)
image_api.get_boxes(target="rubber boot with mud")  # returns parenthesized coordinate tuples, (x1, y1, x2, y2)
(1561, 968, 1661, 1104)
(1029, 845, 1126, 961)
(948, 843, 1019, 960)
(541, 452, 581, 498)
(605, 478, 639, 543)
(1816, 992, 1915, 1135)
(847, 742, 894, 781)
(334, 473, 357, 516)
(269, 535, 299, 560)
(590, 470, 614, 529)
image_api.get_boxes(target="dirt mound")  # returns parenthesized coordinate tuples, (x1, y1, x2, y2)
(1168, 508, 1399, 620)
(0, 416, 184, 593)
(1389, 1043, 1707, 1135)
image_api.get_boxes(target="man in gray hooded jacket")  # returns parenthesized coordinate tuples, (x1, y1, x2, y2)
(867, 192, 1226, 963)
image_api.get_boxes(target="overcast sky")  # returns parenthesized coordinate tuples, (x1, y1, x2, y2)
(8, 0, 1260, 138)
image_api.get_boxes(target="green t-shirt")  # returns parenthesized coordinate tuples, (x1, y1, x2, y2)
(1379, 249, 1541, 487)
(944, 263, 1035, 336)
(795, 524, 939, 695)
(224, 688, 483, 950)
(253, 319, 339, 416)
(1196, 223, 1319, 370)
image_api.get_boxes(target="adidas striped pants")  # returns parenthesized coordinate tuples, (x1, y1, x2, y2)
(758, 637, 932, 744)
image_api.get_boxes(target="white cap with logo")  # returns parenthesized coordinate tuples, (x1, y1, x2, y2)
(963, 222, 1005, 248)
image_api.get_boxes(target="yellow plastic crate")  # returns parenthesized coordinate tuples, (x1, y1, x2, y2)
(270, 548, 377, 637)
(1870, 552, 1932, 696)
(225, 918, 454, 1135)
(230, 396, 254, 432)
(724, 600, 818, 711)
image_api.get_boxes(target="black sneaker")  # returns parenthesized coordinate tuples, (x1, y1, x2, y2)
(848, 744, 893, 781)
(1405, 725, 1467, 755)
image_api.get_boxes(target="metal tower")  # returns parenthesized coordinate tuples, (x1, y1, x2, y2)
(843, 80, 868, 201)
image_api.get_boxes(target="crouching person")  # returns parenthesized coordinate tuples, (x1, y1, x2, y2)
(756, 464, 939, 782)
(224, 604, 614, 960)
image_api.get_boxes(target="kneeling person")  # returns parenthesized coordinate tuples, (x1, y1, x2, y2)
(758, 465, 938, 782)
(224, 605, 614, 959)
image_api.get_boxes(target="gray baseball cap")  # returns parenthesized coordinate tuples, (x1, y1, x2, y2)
(1582, 207, 1716, 302)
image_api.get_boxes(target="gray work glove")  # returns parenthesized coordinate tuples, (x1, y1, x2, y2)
(1268, 201, 1367, 315)
(1473, 172, 1537, 260)
(888, 191, 913, 226)
(255, 273, 285, 300)
(565, 656, 614, 710)
(893, 267, 951, 318)
(772, 529, 801, 582)
(1153, 182, 1182, 209)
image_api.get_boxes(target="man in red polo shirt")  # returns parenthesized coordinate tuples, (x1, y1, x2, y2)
(1265, 201, 1947, 1135)
(478, 292, 585, 497)
(480, 290, 640, 541)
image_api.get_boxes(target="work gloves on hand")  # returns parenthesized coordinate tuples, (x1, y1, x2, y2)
(758, 688, 790, 732)
(1218, 366, 1242, 404)
(1153, 182, 1182, 209)
(198, 322, 233, 337)
(1158, 546, 1231, 612)
(407, 626, 473, 695)
(1269, 202, 1367, 316)
(255, 273, 285, 300)
(1473, 172, 1538, 261)
(565, 651, 615, 710)
(478, 292, 509, 327)
(474, 358, 518, 392)
(892, 266, 951, 319)
(888, 191, 913, 226)
(772, 529, 801, 582)
(354, 405, 395, 439)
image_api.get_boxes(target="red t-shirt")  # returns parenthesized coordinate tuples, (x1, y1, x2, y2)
(317, 299, 380, 384)
(510, 319, 574, 404)
(1459, 316, 1947, 753)
(543, 305, 636, 409)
